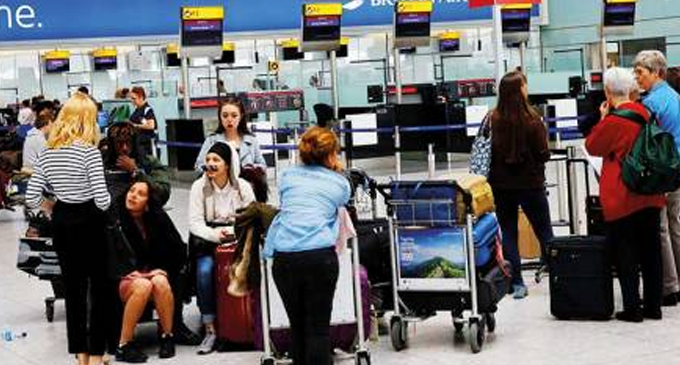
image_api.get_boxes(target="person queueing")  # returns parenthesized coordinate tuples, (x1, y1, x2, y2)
(194, 98, 266, 173)
(114, 178, 186, 362)
(586, 67, 666, 322)
(26, 92, 112, 365)
(487, 71, 554, 299)
(633, 50, 680, 306)
(188, 142, 255, 355)
(263, 127, 351, 365)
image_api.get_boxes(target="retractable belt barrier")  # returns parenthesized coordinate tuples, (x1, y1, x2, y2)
(157, 115, 587, 153)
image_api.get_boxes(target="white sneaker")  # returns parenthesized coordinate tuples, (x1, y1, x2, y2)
(197, 333, 216, 355)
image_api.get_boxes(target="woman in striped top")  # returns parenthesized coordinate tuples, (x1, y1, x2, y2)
(26, 92, 112, 365)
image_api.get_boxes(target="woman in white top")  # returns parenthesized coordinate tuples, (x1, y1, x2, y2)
(188, 142, 255, 355)
(26, 92, 111, 365)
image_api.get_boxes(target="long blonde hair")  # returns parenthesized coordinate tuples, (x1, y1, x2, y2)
(47, 92, 99, 149)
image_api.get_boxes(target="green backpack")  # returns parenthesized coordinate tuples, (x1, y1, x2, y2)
(611, 108, 680, 195)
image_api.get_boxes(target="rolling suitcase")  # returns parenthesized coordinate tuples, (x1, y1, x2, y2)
(253, 264, 372, 353)
(473, 213, 500, 268)
(215, 244, 254, 346)
(547, 236, 613, 320)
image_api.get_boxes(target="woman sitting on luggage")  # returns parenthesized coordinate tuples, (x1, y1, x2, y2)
(188, 142, 255, 354)
(115, 177, 186, 363)
(488, 70, 553, 299)
(263, 127, 351, 365)
(585, 67, 666, 322)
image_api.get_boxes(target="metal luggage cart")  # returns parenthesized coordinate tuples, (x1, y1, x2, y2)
(385, 185, 495, 354)
(259, 237, 371, 365)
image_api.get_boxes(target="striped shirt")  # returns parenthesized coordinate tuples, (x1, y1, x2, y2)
(26, 143, 111, 211)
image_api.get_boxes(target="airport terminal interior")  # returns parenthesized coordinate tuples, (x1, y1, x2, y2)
(2, 0, 680, 364)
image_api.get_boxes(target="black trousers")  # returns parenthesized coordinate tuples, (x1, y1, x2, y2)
(273, 247, 339, 365)
(607, 207, 663, 313)
(52, 201, 109, 355)
(493, 188, 554, 286)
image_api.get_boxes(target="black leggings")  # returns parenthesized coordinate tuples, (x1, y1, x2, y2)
(52, 201, 109, 355)
(273, 247, 339, 365)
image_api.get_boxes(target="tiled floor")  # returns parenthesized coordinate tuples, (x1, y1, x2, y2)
(2, 159, 680, 365)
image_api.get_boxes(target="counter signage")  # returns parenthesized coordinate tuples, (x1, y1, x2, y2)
(0, 0, 539, 43)
(180, 6, 224, 48)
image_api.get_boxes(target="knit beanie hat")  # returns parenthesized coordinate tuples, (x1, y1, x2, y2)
(207, 142, 233, 167)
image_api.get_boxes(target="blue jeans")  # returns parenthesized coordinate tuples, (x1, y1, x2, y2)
(196, 255, 216, 324)
(493, 188, 554, 287)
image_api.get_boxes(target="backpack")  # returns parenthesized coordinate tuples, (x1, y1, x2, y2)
(611, 108, 680, 195)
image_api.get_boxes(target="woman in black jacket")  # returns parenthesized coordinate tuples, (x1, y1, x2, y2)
(114, 177, 186, 363)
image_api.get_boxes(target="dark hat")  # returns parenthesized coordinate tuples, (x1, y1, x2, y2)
(207, 142, 233, 166)
(313, 103, 335, 127)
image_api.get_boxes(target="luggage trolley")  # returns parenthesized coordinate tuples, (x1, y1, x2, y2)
(259, 237, 371, 365)
(384, 180, 498, 353)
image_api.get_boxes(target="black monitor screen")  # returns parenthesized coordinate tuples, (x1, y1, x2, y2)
(45, 59, 70, 73)
(94, 56, 117, 71)
(181, 19, 223, 47)
(214, 50, 235, 64)
(501, 8, 531, 33)
(604, 3, 635, 27)
(439, 38, 460, 52)
(303, 16, 341, 42)
(282, 47, 304, 61)
(327, 44, 348, 58)
(395, 13, 430, 38)
(167, 53, 181, 67)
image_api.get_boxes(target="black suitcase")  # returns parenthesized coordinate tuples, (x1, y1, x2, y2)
(547, 235, 613, 320)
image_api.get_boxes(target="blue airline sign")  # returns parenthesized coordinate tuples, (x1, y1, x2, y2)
(0, 0, 538, 43)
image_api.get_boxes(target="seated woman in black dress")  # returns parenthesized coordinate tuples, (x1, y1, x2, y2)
(114, 177, 187, 363)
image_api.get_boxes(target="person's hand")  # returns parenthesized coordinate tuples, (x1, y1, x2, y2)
(218, 228, 235, 242)
(127, 270, 143, 279)
(599, 101, 610, 119)
(116, 155, 137, 173)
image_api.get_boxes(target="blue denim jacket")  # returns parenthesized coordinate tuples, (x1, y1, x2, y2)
(263, 165, 351, 258)
(195, 133, 266, 172)
(642, 81, 680, 155)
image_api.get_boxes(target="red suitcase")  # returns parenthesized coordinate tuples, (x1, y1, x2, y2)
(215, 244, 254, 345)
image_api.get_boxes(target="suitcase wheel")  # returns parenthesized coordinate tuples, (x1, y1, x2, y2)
(260, 357, 275, 365)
(45, 298, 55, 323)
(390, 316, 408, 352)
(468, 317, 486, 354)
(485, 313, 496, 333)
(355, 350, 371, 365)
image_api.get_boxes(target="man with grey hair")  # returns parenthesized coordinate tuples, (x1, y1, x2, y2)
(634, 50, 680, 306)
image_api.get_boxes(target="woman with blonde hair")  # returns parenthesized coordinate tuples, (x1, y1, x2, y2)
(26, 92, 111, 365)
(263, 126, 351, 365)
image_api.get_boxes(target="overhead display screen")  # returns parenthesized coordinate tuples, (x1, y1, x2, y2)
(94, 56, 117, 71)
(604, 2, 636, 27)
(301, 3, 342, 48)
(395, 13, 430, 38)
(439, 38, 460, 52)
(501, 8, 531, 33)
(182, 19, 223, 46)
(45, 58, 70, 73)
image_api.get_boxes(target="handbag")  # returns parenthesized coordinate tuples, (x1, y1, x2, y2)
(469, 112, 493, 177)
(105, 222, 136, 280)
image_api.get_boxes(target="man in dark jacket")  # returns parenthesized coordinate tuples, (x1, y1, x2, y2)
(102, 122, 171, 209)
